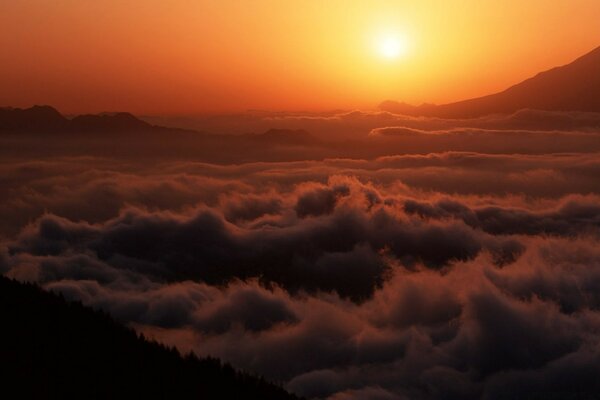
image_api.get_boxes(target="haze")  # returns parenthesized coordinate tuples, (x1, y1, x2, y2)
(2, 0, 600, 114)
(4, 2, 600, 399)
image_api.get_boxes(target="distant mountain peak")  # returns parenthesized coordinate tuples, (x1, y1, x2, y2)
(0, 105, 68, 132)
(381, 45, 600, 118)
(0, 106, 156, 133)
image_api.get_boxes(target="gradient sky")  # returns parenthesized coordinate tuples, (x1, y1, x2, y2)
(1, 0, 600, 114)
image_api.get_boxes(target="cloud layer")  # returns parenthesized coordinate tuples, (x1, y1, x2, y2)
(3, 111, 600, 398)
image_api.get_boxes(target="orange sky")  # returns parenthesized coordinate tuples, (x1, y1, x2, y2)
(1, 0, 599, 115)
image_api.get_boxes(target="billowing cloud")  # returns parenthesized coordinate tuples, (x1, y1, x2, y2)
(142, 109, 600, 140)
(10, 238, 600, 399)
(3, 111, 600, 398)
(9, 174, 546, 299)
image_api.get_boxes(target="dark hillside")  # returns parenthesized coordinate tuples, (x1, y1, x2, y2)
(381, 46, 600, 117)
(0, 276, 300, 400)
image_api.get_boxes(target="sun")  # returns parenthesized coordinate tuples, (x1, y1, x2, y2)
(375, 34, 408, 60)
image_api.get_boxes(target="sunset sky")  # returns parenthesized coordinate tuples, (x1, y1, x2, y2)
(5, 2, 600, 399)
(2, 0, 600, 114)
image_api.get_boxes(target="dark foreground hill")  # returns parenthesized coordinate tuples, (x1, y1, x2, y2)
(381, 45, 600, 118)
(0, 275, 300, 400)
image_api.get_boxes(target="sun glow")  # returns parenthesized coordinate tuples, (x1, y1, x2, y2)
(375, 33, 408, 60)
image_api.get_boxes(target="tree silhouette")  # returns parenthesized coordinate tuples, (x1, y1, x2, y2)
(0, 276, 301, 399)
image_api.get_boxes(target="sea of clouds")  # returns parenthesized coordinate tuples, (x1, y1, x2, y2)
(3, 110, 600, 399)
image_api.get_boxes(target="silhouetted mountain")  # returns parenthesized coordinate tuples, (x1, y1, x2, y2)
(0, 275, 300, 399)
(381, 45, 600, 118)
(0, 106, 159, 133)
(71, 112, 153, 132)
(378, 101, 432, 115)
(0, 105, 69, 132)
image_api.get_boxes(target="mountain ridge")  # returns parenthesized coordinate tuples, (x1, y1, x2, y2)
(0, 275, 300, 399)
(0, 106, 319, 145)
(0, 105, 160, 133)
(380, 45, 600, 118)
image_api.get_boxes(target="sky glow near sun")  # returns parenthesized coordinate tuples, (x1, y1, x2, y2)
(375, 32, 409, 59)
(0, 0, 599, 114)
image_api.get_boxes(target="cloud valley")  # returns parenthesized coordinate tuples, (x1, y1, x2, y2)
(2, 109, 600, 399)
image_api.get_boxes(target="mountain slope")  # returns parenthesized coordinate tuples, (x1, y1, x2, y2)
(70, 112, 153, 131)
(381, 45, 600, 118)
(0, 276, 300, 399)
(0, 105, 69, 131)
(0, 106, 158, 133)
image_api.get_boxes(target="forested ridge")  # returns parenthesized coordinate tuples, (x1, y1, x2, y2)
(0, 275, 300, 399)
